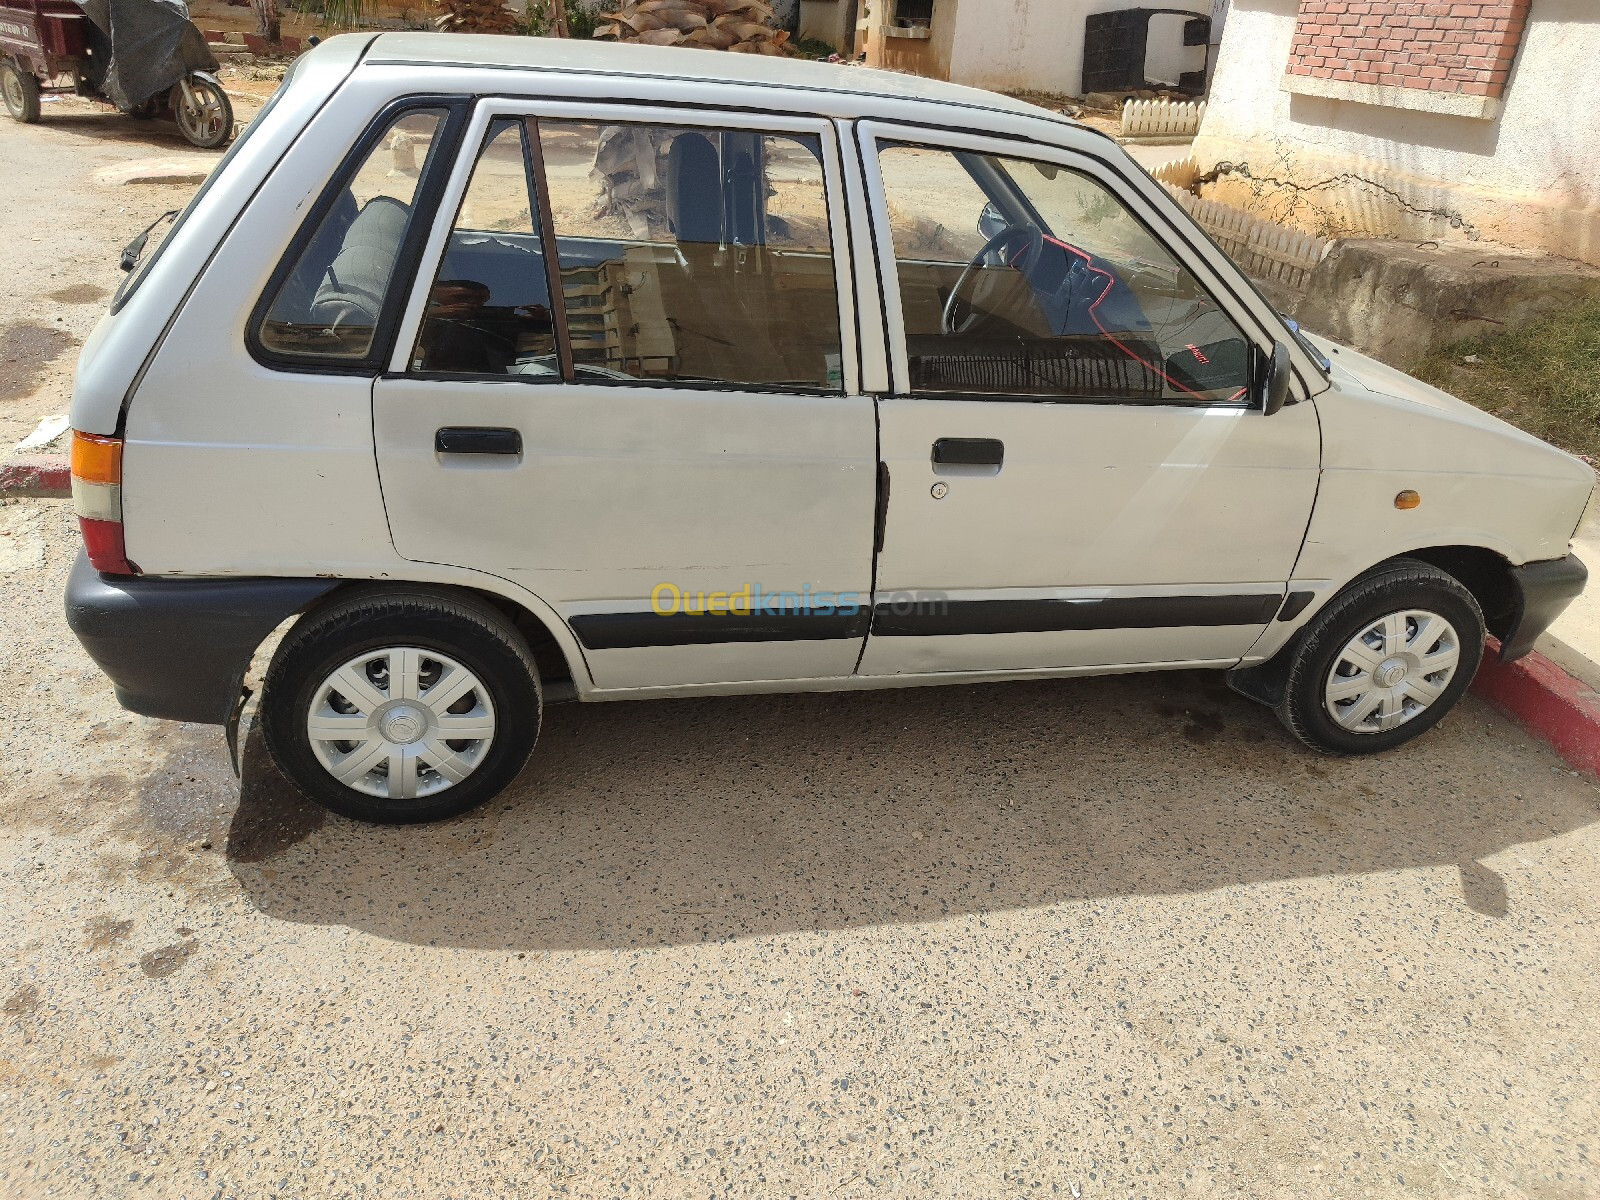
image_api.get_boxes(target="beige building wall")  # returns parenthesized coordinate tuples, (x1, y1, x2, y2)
(1191, 0, 1600, 266)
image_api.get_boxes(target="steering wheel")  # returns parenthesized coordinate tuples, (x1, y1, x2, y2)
(941, 223, 1045, 336)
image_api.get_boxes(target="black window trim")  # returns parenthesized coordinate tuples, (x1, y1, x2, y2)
(246, 94, 472, 377)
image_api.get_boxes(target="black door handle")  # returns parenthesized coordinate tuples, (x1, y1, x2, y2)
(932, 437, 1004, 467)
(435, 426, 522, 456)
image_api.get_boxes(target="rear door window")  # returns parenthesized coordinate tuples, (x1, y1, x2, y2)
(536, 120, 844, 391)
(254, 107, 449, 365)
(411, 118, 556, 376)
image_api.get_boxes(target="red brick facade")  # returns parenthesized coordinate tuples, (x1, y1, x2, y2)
(1286, 1, 1530, 98)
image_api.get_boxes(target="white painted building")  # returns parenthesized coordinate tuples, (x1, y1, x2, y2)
(799, 0, 1213, 96)
(1192, 0, 1600, 266)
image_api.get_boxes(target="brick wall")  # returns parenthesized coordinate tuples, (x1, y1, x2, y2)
(1286, 1, 1529, 98)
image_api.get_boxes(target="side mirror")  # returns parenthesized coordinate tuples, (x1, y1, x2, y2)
(1256, 341, 1292, 416)
(976, 201, 1007, 243)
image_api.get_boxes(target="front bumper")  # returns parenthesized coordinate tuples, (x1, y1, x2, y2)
(1499, 552, 1588, 661)
(64, 551, 337, 725)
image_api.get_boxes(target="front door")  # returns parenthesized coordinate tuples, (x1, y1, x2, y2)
(372, 105, 876, 691)
(856, 127, 1321, 677)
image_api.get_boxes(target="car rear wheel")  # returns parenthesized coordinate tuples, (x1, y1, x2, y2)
(3, 64, 41, 123)
(1276, 558, 1484, 755)
(261, 590, 541, 824)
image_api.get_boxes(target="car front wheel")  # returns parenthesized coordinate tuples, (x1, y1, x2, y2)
(260, 590, 542, 823)
(1277, 558, 1485, 755)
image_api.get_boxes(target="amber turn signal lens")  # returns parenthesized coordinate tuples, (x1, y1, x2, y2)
(71, 431, 123, 485)
(1395, 490, 1421, 510)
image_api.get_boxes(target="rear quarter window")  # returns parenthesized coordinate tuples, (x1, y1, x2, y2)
(253, 106, 451, 366)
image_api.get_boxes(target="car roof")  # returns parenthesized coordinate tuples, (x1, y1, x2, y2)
(361, 33, 1084, 131)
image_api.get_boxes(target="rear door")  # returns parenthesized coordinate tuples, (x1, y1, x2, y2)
(372, 102, 876, 691)
(855, 124, 1321, 677)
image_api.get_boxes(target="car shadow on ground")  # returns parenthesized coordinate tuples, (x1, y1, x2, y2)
(205, 669, 1600, 951)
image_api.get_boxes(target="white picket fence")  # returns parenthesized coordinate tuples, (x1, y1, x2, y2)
(1157, 178, 1334, 290)
(1121, 98, 1206, 139)
(1150, 155, 1201, 191)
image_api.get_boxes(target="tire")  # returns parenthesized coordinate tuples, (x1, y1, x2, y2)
(171, 75, 232, 149)
(1276, 558, 1485, 756)
(260, 589, 542, 824)
(2, 63, 42, 124)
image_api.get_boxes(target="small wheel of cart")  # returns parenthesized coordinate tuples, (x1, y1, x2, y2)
(2, 60, 41, 123)
(171, 73, 231, 149)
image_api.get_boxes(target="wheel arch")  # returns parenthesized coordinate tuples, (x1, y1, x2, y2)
(1229, 543, 1512, 709)
(1389, 544, 1516, 641)
(260, 578, 583, 700)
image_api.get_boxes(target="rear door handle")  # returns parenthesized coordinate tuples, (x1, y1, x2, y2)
(932, 437, 1004, 467)
(435, 426, 522, 456)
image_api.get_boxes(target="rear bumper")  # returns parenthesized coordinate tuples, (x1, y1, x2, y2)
(64, 551, 337, 725)
(1500, 552, 1588, 662)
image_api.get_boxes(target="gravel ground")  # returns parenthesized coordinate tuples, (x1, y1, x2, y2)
(3, 498, 1599, 1199)
(3, 90, 1600, 1200)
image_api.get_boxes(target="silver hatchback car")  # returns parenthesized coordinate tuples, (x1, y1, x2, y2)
(65, 36, 1592, 822)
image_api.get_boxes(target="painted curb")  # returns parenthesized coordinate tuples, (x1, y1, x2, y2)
(0, 455, 70, 499)
(1473, 638, 1600, 779)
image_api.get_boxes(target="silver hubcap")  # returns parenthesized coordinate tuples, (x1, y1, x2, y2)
(1324, 609, 1461, 734)
(4, 72, 22, 112)
(306, 647, 496, 801)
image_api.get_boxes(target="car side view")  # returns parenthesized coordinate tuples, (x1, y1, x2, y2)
(64, 36, 1593, 823)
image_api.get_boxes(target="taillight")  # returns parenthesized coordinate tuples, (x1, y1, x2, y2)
(71, 430, 138, 575)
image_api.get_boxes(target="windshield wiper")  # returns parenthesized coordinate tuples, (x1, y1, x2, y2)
(120, 210, 179, 273)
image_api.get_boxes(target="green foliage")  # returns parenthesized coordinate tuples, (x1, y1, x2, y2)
(1413, 299, 1600, 462)
(565, 0, 599, 39)
(790, 37, 841, 60)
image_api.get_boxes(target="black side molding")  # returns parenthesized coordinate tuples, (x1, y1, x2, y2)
(571, 609, 871, 650)
(64, 551, 337, 725)
(1499, 552, 1587, 661)
(1277, 590, 1315, 622)
(872, 592, 1282, 637)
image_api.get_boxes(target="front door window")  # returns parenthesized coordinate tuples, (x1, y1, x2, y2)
(878, 142, 1251, 404)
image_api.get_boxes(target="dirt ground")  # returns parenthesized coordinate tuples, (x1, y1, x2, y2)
(3, 83, 1600, 1200)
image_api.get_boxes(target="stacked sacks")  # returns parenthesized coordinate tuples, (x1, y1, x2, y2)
(593, 0, 795, 54)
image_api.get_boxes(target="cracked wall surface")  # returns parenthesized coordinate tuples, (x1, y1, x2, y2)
(1192, 0, 1600, 267)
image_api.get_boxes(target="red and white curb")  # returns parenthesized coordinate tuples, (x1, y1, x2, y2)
(1, 452, 1595, 777)
(0, 454, 69, 499)
(1473, 638, 1600, 779)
